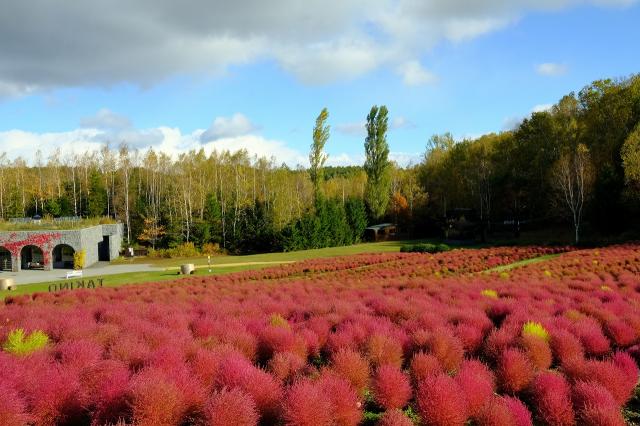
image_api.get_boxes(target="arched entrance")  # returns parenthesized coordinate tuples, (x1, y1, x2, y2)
(0, 246, 11, 271)
(52, 244, 75, 269)
(21, 245, 44, 270)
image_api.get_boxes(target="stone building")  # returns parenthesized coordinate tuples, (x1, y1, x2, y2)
(0, 224, 123, 272)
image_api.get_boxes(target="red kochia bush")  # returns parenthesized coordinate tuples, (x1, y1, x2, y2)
(520, 334, 552, 370)
(203, 388, 258, 426)
(128, 369, 185, 426)
(317, 374, 362, 426)
(0, 382, 31, 426)
(424, 329, 464, 372)
(409, 352, 443, 383)
(378, 409, 414, 426)
(503, 397, 533, 426)
(283, 380, 333, 426)
(572, 381, 625, 426)
(550, 329, 584, 364)
(529, 372, 575, 426)
(367, 333, 404, 368)
(475, 396, 517, 426)
(563, 357, 636, 405)
(416, 374, 467, 426)
(497, 348, 534, 393)
(454, 359, 495, 417)
(331, 349, 370, 394)
(372, 365, 412, 410)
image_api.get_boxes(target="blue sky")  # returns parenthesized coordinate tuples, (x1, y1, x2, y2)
(1, 0, 639, 165)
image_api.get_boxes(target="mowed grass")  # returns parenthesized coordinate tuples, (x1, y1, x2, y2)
(483, 253, 561, 273)
(113, 239, 436, 267)
(4, 239, 435, 298)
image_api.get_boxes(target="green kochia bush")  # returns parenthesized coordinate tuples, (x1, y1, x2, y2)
(3, 329, 49, 356)
(400, 243, 450, 253)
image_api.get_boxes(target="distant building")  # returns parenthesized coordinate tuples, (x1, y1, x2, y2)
(0, 223, 123, 272)
(364, 223, 397, 242)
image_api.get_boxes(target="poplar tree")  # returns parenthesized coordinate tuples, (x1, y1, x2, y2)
(364, 105, 392, 221)
(309, 108, 329, 202)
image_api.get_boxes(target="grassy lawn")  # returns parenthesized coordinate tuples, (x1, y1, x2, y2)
(4, 239, 435, 298)
(113, 239, 436, 268)
(483, 253, 561, 273)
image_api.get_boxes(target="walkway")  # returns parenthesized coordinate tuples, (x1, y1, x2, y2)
(0, 262, 164, 285)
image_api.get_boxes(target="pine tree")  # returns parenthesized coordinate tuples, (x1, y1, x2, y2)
(364, 105, 392, 221)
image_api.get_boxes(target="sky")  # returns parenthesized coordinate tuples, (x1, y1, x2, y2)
(0, 0, 639, 166)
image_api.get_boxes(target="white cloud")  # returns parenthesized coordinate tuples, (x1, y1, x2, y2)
(80, 108, 132, 130)
(0, 0, 633, 94)
(391, 116, 415, 129)
(397, 61, 437, 86)
(535, 62, 568, 76)
(200, 113, 258, 142)
(532, 103, 553, 113)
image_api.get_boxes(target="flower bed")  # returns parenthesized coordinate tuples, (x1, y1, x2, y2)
(1, 245, 639, 425)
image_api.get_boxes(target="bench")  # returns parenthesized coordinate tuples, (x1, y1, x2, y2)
(66, 270, 83, 279)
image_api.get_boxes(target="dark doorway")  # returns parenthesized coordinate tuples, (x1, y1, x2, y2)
(52, 244, 75, 269)
(98, 236, 110, 261)
(0, 247, 11, 271)
(21, 245, 44, 269)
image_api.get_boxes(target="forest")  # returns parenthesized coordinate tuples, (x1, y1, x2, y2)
(0, 74, 639, 253)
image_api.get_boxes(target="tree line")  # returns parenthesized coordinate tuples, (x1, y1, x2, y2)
(1, 74, 639, 252)
(0, 106, 425, 253)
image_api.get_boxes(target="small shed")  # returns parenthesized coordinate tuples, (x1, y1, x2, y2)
(364, 223, 397, 242)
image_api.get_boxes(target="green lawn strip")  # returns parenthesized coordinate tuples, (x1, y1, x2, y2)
(2, 264, 273, 298)
(112, 239, 438, 268)
(483, 253, 560, 274)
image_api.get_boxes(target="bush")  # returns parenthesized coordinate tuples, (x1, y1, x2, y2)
(73, 249, 86, 270)
(400, 243, 450, 253)
(3, 329, 49, 356)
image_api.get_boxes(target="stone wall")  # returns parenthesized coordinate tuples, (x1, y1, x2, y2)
(0, 223, 123, 272)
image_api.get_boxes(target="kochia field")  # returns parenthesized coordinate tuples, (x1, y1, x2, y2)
(1, 245, 639, 426)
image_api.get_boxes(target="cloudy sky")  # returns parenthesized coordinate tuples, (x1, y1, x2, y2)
(1, 0, 639, 165)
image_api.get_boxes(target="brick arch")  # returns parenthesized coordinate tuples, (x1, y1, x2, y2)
(0, 245, 11, 271)
(21, 245, 44, 270)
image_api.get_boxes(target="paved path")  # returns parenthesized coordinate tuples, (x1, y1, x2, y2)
(0, 262, 164, 285)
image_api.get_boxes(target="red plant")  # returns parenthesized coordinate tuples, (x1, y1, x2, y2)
(0, 382, 31, 426)
(408, 353, 441, 383)
(520, 334, 552, 370)
(331, 349, 370, 394)
(604, 320, 638, 347)
(416, 374, 467, 426)
(269, 351, 306, 382)
(475, 396, 517, 426)
(372, 364, 412, 410)
(497, 348, 534, 393)
(424, 328, 464, 372)
(550, 329, 584, 364)
(529, 372, 575, 426)
(318, 374, 362, 426)
(367, 333, 404, 368)
(454, 359, 495, 417)
(203, 388, 258, 426)
(572, 381, 625, 426)
(503, 397, 533, 426)
(283, 380, 333, 426)
(127, 369, 187, 426)
(378, 409, 414, 426)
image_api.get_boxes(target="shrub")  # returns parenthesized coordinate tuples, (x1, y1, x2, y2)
(283, 380, 333, 426)
(367, 333, 403, 368)
(454, 359, 495, 417)
(503, 397, 533, 426)
(481, 289, 499, 299)
(204, 388, 258, 426)
(128, 369, 185, 426)
(0, 382, 31, 426)
(400, 243, 450, 253)
(372, 365, 412, 410)
(475, 397, 516, 426)
(331, 349, 370, 394)
(409, 352, 443, 383)
(73, 249, 86, 270)
(550, 329, 584, 364)
(424, 329, 464, 372)
(416, 374, 467, 426)
(521, 321, 549, 342)
(520, 334, 552, 370)
(529, 372, 575, 426)
(378, 409, 413, 426)
(497, 349, 534, 393)
(572, 381, 624, 426)
(3, 329, 49, 356)
(318, 374, 362, 426)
